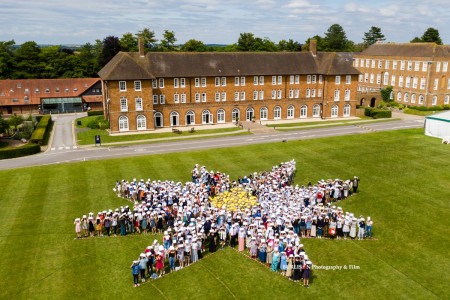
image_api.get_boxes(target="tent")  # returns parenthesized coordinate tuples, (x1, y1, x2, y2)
(425, 111, 450, 140)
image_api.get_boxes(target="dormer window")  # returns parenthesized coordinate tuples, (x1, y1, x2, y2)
(45, 88, 50, 93)
(35, 88, 40, 93)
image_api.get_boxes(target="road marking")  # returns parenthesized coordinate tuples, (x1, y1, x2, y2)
(51, 148, 55, 151)
(58, 147, 63, 150)
(65, 147, 70, 150)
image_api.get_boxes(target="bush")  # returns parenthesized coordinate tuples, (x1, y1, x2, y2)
(86, 116, 107, 129)
(365, 107, 391, 119)
(0, 143, 40, 159)
(443, 105, 450, 110)
(30, 115, 52, 145)
(87, 111, 104, 116)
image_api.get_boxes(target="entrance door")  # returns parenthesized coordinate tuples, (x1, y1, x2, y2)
(154, 113, 162, 127)
(246, 108, 254, 121)
(370, 98, 376, 107)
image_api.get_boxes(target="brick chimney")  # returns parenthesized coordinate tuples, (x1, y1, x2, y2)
(310, 39, 317, 56)
(138, 37, 145, 57)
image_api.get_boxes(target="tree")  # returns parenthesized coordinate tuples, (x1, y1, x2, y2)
(363, 26, 385, 47)
(0, 40, 16, 79)
(278, 39, 301, 51)
(120, 32, 138, 52)
(323, 24, 351, 52)
(75, 43, 100, 77)
(8, 114, 24, 131)
(410, 28, 443, 44)
(160, 30, 177, 51)
(98, 36, 121, 67)
(380, 86, 393, 102)
(0, 115, 9, 135)
(236, 33, 277, 51)
(13, 41, 42, 78)
(181, 39, 208, 52)
(137, 28, 158, 51)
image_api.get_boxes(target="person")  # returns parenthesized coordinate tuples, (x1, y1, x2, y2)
(81, 215, 88, 237)
(131, 260, 140, 287)
(266, 242, 273, 265)
(352, 176, 360, 193)
(96, 217, 103, 237)
(249, 237, 257, 258)
(191, 238, 199, 262)
(292, 255, 302, 282)
(168, 246, 176, 272)
(350, 217, 357, 239)
(303, 261, 312, 287)
(286, 254, 294, 279)
(238, 228, 245, 251)
(258, 239, 267, 262)
(271, 249, 280, 272)
(74, 218, 81, 239)
(177, 244, 184, 268)
(366, 217, 373, 238)
(184, 241, 191, 266)
(208, 232, 216, 253)
(88, 217, 95, 237)
(104, 217, 111, 237)
(280, 252, 288, 276)
(358, 217, 365, 240)
(139, 253, 148, 282)
(155, 252, 164, 277)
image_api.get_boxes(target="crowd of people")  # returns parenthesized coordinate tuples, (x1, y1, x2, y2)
(73, 160, 373, 287)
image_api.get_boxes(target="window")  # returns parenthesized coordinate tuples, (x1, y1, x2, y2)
(221, 77, 226, 86)
(153, 95, 158, 104)
(370, 74, 374, 84)
(240, 91, 245, 100)
(397, 92, 402, 102)
(170, 111, 179, 126)
(152, 79, 157, 89)
(448, 79, 450, 89)
(136, 115, 146, 130)
(383, 72, 389, 85)
(160, 94, 165, 104)
(180, 78, 186, 88)
(360, 59, 365, 67)
(186, 111, 195, 125)
(413, 77, 418, 89)
(271, 90, 276, 99)
(294, 89, 299, 99)
(385, 60, 390, 69)
(378, 60, 383, 68)
(134, 80, 141, 91)
(253, 91, 258, 100)
(278, 75, 282, 84)
(195, 77, 200, 87)
(277, 90, 282, 99)
(201, 93, 207, 102)
(422, 62, 428, 72)
(400, 61, 405, 70)
(405, 77, 411, 88)
(434, 78, 439, 90)
(344, 89, 350, 101)
(181, 93, 186, 103)
(215, 92, 220, 102)
(241, 76, 245, 86)
(201, 77, 207, 87)
(35, 88, 40, 93)
(295, 75, 300, 84)
(260, 107, 268, 120)
(411, 94, 416, 104)
(312, 75, 316, 84)
(436, 62, 441, 72)
(443, 62, 448, 72)
(331, 105, 339, 118)
(135, 97, 143, 111)
(306, 89, 310, 98)
(119, 116, 129, 131)
(334, 90, 340, 101)
(420, 78, 426, 89)
(217, 109, 225, 123)
(376, 74, 381, 85)
(414, 62, 420, 71)
(174, 93, 180, 103)
(359, 74, 364, 82)
(346, 75, 351, 84)
(45, 88, 50, 93)
(174, 78, 179, 88)
(318, 89, 322, 97)
(364, 73, 369, 82)
(120, 97, 128, 112)
(159, 78, 164, 88)
(354, 58, 359, 67)
(432, 96, 437, 106)
(289, 89, 294, 99)
(235, 77, 240, 86)
(311, 89, 316, 98)
(407, 61, 412, 70)
(444, 95, 450, 104)
(272, 76, 277, 85)
(221, 92, 226, 102)
(307, 75, 311, 84)
(371, 60, 375, 68)
(391, 75, 396, 86)
(318, 75, 323, 84)
(287, 105, 294, 119)
(235, 92, 240, 101)
(404, 93, 409, 102)
(274, 106, 281, 120)
(232, 108, 240, 121)
(313, 104, 321, 117)
(254, 76, 258, 85)
(215, 77, 220, 87)
(399, 76, 404, 87)
(418, 95, 424, 104)
(259, 76, 264, 85)
(202, 110, 213, 124)
(300, 105, 307, 118)
(343, 104, 351, 117)
(119, 81, 126, 91)
(290, 75, 294, 84)
(393, 60, 397, 70)
(259, 90, 264, 100)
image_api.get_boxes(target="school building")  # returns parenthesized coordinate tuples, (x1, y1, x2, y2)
(98, 40, 360, 133)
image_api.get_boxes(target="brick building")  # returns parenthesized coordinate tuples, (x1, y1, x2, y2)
(99, 40, 360, 133)
(0, 78, 102, 115)
(354, 42, 450, 108)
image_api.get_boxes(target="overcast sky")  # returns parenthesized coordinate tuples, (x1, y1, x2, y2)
(1, 0, 448, 45)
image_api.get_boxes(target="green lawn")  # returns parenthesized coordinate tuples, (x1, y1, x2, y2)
(403, 108, 441, 116)
(0, 129, 449, 299)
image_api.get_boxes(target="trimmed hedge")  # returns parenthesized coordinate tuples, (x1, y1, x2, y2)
(87, 111, 104, 116)
(0, 143, 40, 159)
(30, 115, 52, 145)
(364, 107, 392, 119)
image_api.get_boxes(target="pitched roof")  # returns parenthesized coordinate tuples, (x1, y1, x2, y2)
(0, 78, 100, 106)
(359, 42, 450, 58)
(98, 51, 359, 80)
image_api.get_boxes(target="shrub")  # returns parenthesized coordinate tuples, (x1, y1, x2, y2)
(0, 143, 40, 159)
(365, 107, 391, 119)
(30, 115, 52, 145)
(417, 106, 428, 111)
(443, 105, 450, 110)
(87, 111, 104, 116)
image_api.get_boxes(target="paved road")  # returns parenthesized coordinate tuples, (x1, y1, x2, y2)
(48, 113, 85, 152)
(0, 118, 424, 170)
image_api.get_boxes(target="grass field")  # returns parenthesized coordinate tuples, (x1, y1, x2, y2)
(0, 129, 449, 299)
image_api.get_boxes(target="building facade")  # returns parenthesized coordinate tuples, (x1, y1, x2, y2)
(0, 78, 103, 115)
(99, 42, 360, 133)
(354, 42, 450, 107)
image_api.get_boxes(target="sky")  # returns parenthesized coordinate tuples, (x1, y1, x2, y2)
(1, 0, 449, 45)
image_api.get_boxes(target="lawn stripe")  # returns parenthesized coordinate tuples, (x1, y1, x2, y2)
(197, 258, 238, 299)
(150, 282, 169, 300)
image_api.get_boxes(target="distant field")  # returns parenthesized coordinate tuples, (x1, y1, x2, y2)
(0, 128, 448, 299)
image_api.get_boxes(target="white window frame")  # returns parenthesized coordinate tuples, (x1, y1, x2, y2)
(221, 77, 226, 86)
(174, 78, 179, 88)
(153, 95, 158, 104)
(278, 76, 282, 85)
(331, 105, 339, 118)
(259, 76, 264, 85)
(201, 77, 207, 87)
(181, 93, 186, 103)
(295, 75, 300, 84)
(240, 91, 245, 100)
(195, 77, 200, 87)
(180, 78, 186, 88)
(152, 79, 157, 89)
(277, 90, 282, 99)
(119, 115, 129, 131)
(260, 107, 268, 120)
(136, 115, 146, 130)
(418, 95, 424, 104)
(343, 104, 351, 117)
(259, 90, 264, 100)
(174, 93, 180, 103)
(346, 75, 351, 84)
(241, 76, 245, 86)
(436, 62, 441, 72)
(300, 105, 307, 118)
(119, 81, 126, 91)
(134, 80, 141, 91)
(294, 89, 299, 99)
(272, 76, 277, 85)
(287, 105, 294, 119)
(234, 92, 239, 101)
(344, 89, 350, 101)
(253, 91, 258, 100)
(313, 104, 320, 118)
(217, 109, 225, 123)
(434, 78, 439, 90)
(160, 94, 165, 104)
(253, 76, 258, 85)
(215, 92, 220, 102)
(335, 75, 341, 84)
(221, 92, 226, 102)
(215, 77, 220, 87)
(135, 97, 143, 111)
(290, 75, 294, 84)
(235, 77, 240, 86)
(159, 78, 164, 88)
(307, 75, 311, 84)
(274, 106, 281, 120)
(120, 97, 128, 112)
(334, 90, 340, 101)
(201, 93, 207, 102)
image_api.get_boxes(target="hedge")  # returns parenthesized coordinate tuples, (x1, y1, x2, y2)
(30, 115, 52, 145)
(87, 111, 104, 116)
(0, 143, 40, 160)
(364, 107, 392, 119)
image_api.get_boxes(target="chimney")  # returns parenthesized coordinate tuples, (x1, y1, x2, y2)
(138, 37, 145, 57)
(310, 39, 317, 56)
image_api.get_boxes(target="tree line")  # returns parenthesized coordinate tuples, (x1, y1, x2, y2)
(0, 25, 443, 80)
